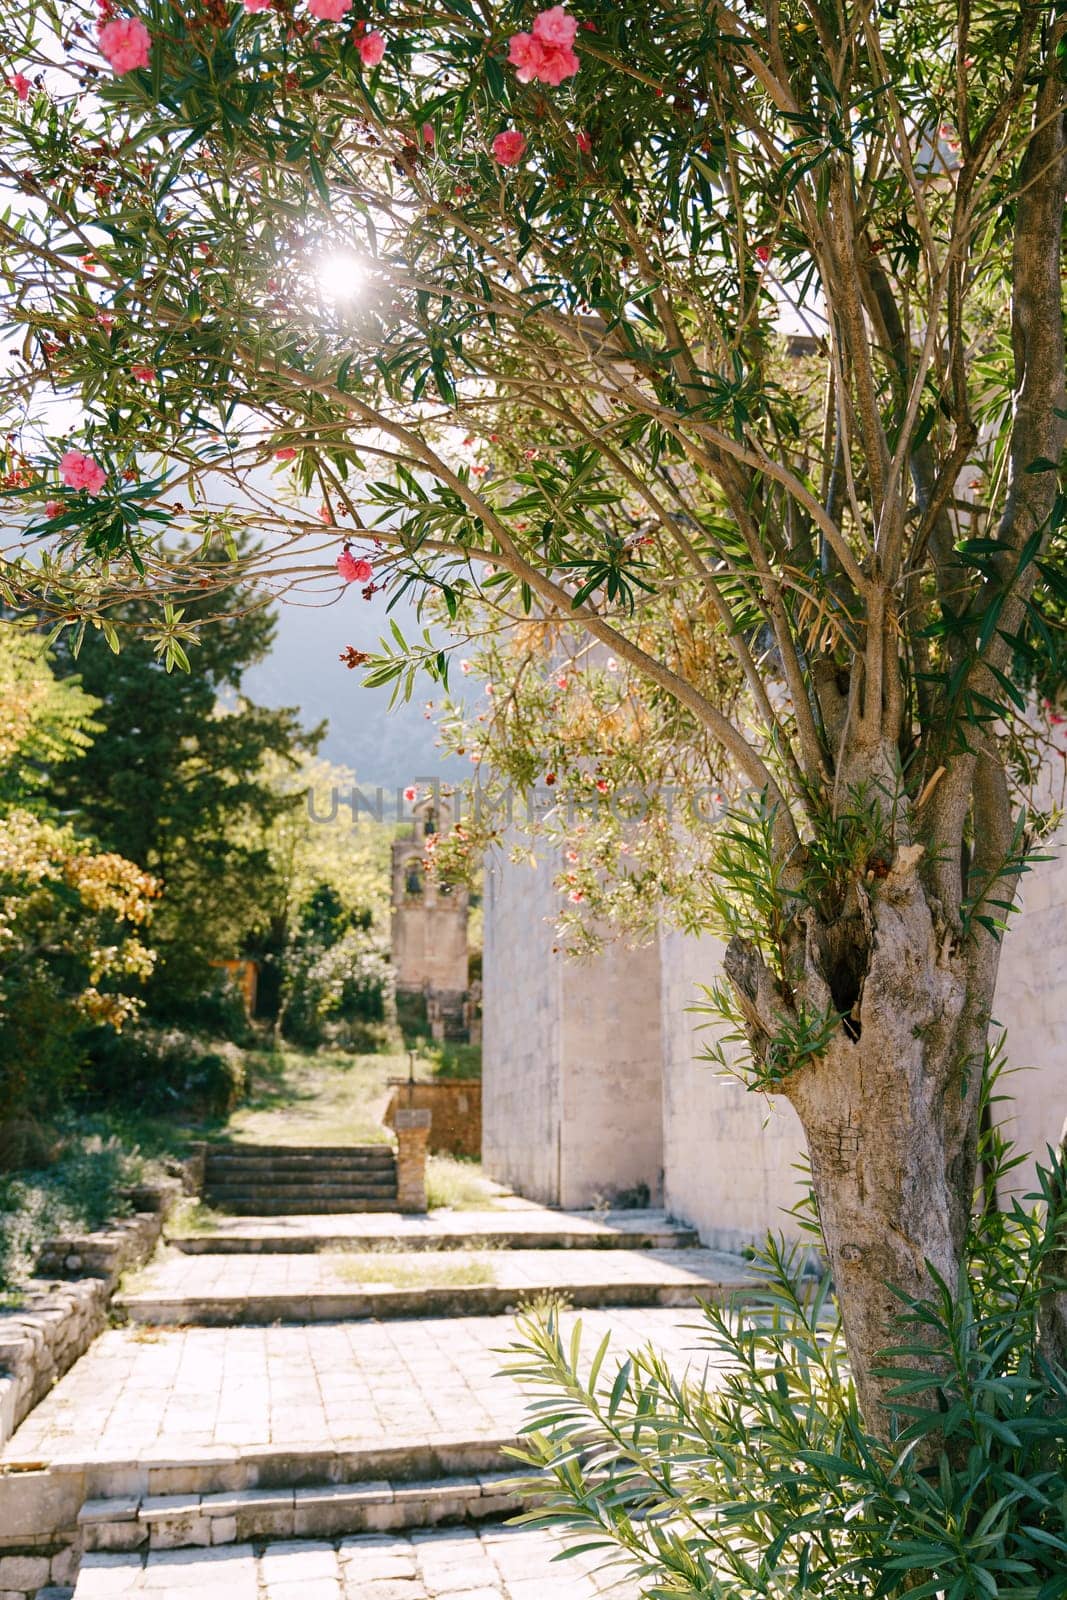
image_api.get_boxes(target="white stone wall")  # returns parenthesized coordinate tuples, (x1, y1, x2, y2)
(482, 819, 1067, 1239)
(559, 940, 664, 1209)
(482, 839, 665, 1207)
(481, 842, 563, 1202)
(990, 824, 1067, 1198)
(659, 925, 807, 1250)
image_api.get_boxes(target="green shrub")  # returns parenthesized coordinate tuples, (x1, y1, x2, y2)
(422, 1041, 482, 1080)
(82, 1026, 248, 1116)
(281, 932, 392, 1048)
(506, 1136, 1067, 1598)
(0, 1132, 145, 1289)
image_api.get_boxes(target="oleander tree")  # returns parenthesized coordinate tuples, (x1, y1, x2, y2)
(1, 0, 1067, 1437)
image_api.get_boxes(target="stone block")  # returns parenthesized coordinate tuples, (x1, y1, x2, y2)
(83, 1523, 148, 1556)
(291, 1482, 390, 1538)
(149, 1514, 213, 1550)
(79, 1499, 140, 1526)
(340, 1582, 415, 1600)
(208, 1518, 237, 1546)
(0, 1554, 50, 1590)
(0, 1472, 86, 1543)
(49, 1546, 80, 1586)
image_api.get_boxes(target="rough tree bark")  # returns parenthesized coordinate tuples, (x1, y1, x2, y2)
(726, 839, 1002, 1437)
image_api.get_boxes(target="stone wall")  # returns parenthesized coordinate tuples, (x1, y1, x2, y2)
(482, 821, 1067, 1241)
(992, 821, 1067, 1198)
(384, 1081, 482, 1159)
(0, 1171, 191, 1455)
(559, 939, 664, 1209)
(482, 842, 562, 1202)
(482, 838, 665, 1208)
(659, 925, 807, 1250)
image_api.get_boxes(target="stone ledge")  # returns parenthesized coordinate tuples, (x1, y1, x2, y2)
(78, 1470, 526, 1552)
(0, 1163, 198, 1453)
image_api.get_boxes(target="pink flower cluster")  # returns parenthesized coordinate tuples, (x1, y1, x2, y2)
(8, 72, 31, 101)
(337, 548, 373, 583)
(59, 449, 107, 494)
(508, 5, 579, 87)
(97, 15, 151, 74)
(356, 27, 385, 64)
(492, 129, 526, 167)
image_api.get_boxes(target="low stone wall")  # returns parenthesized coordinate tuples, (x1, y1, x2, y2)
(0, 1541, 79, 1598)
(0, 1161, 199, 1457)
(385, 1082, 482, 1159)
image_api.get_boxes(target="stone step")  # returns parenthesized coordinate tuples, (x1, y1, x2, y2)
(168, 1208, 701, 1255)
(1, 1440, 519, 1546)
(204, 1181, 398, 1197)
(78, 1470, 523, 1551)
(72, 1524, 644, 1600)
(205, 1153, 397, 1171)
(206, 1144, 393, 1157)
(114, 1247, 759, 1327)
(209, 1197, 404, 1215)
(113, 1278, 741, 1325)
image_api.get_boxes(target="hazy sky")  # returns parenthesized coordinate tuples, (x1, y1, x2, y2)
(243, 579, 466, 794)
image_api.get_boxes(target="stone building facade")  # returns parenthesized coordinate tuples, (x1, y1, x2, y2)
(391, 794, 471, 1039)
(482, 819, 1067, 1243)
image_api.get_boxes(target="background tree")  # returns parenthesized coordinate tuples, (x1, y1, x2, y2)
(48, 558, 321, 1021)
(0, 629, 156, 1122)
(1, 0, 1066, 1435)
(243, 751, 394, 1041)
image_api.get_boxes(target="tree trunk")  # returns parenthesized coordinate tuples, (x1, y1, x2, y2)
(726, 844, 1000, 1440)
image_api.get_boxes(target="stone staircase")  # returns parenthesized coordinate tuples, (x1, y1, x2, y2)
(0, 1204, 755, 1600)
(202, 1144, 399, 1215)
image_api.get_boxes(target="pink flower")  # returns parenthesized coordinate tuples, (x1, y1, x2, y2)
(275, 446, 297, 460)
(8, 72, 31, 101)
(568, 888, 585, 903)
(421, 122, 435, 146)
(337, 550, 373, 583)
(533, 5, 577, 48)
(307, 0, 350, 19)
(508, 6, 579, 86)
(243, 0, 271, 10)
(508, 31, 545, 81)
(130, 364, 155, 382)
(59, 450, 107, 494)
(356, 28, 385, 65)
(576, 129, 592, 154)
(492, 129, 527, 167)
(97, 15, 151, 74)
(404, 785, 418, 802)
(44, 500, 64, 517)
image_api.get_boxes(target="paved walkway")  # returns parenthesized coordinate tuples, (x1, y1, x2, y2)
(4, 1308, 720, 1466)
(77, 1526, 641, 1599)
(114, 1246, 754, 1324)
(168, 1208, 696, 1254)
(1, 1187, 750, 1598)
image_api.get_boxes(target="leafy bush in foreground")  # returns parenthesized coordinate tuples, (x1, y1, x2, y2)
(506, 1150, 1067, 1599)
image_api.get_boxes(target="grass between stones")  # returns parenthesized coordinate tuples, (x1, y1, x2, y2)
(425, 1155, 507, 1211)
(332, 1250, 498, 1288)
